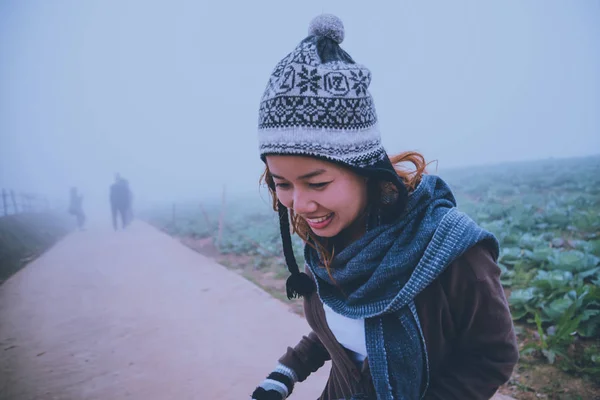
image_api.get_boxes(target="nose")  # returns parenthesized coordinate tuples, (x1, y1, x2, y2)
(292, 189, 318, 215)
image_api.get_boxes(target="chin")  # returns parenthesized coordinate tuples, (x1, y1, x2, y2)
(310, 224, 342, 239)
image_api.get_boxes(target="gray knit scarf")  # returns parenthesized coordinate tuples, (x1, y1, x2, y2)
(305, 175, 499, 399)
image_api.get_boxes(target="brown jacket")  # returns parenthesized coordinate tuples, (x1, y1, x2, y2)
(278, 243, 519, 399)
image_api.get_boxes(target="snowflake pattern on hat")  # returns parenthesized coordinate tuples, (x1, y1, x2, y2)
(258, 16, 385, 168)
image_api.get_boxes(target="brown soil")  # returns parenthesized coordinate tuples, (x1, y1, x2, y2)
(501, 361, 599, 400)
(497, 325, 600, 400)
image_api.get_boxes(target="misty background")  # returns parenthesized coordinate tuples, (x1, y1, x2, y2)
(1, 0, 599, 216)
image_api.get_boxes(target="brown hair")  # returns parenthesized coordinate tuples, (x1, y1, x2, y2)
(260, 151, 432, 278)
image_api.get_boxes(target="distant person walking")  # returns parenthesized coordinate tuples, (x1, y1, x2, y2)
(68, 187, 85, 230)
(110, 174, 132, 230)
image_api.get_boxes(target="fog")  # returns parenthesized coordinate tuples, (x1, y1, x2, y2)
(1, 0, 598, 214)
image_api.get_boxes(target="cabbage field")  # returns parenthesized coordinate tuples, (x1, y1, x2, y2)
(145, 155, 600, 398)
(444, 156, 600, 379)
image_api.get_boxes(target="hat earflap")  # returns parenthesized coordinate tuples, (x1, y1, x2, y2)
(277, 202, 316, 300)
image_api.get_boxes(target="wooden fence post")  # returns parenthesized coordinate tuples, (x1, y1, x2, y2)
(2, 189, 7, 216)
(216, 185, 226, 249)
(10, 190, 18, 214)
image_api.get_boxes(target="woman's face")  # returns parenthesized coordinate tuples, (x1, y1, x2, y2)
(266, 155, 369, 239)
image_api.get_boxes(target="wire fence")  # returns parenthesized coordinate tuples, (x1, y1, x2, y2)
(2, 189, 50, 216)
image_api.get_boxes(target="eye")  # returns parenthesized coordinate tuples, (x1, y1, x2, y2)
(309, 182, 331, 189)
(274, 182, 291, 189)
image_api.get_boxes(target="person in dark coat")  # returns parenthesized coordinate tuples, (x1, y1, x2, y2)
(110, 174, 132, 230)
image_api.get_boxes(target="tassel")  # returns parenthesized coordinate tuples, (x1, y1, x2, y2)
(286, 272, 315, 300)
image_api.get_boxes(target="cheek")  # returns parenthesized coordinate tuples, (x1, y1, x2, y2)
(331, 181, 368, 216)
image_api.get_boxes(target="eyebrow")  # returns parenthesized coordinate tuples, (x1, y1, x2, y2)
(271, 169, 326, 180)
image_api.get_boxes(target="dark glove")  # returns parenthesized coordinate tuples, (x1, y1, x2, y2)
(251, 386, 285, 400)
(250, 365, 297, 399)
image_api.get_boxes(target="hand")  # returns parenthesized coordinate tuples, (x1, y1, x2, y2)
(251, 386, 284, 400)
(251, 364, 296, 399)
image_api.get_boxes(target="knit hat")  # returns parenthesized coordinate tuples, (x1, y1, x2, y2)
(258, 14, 408, 299)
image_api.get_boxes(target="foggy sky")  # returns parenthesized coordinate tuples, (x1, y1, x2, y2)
(1, 0, 599, 209)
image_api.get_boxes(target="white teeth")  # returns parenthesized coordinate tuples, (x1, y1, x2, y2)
(307, 214, 332, 223)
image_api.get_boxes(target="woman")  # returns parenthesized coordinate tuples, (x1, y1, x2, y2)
(251, 14, 518, 400)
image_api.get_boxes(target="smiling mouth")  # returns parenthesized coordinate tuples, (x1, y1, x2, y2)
(306, 213, 333, 223)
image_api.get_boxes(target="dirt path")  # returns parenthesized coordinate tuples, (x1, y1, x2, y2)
(0, 221, 330, 400)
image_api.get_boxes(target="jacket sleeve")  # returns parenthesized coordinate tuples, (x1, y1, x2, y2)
(278, 330, 331, 383)
(425, 244, 519, 400)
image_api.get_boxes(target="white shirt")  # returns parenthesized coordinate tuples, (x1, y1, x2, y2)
(323, 303, 367, 363)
